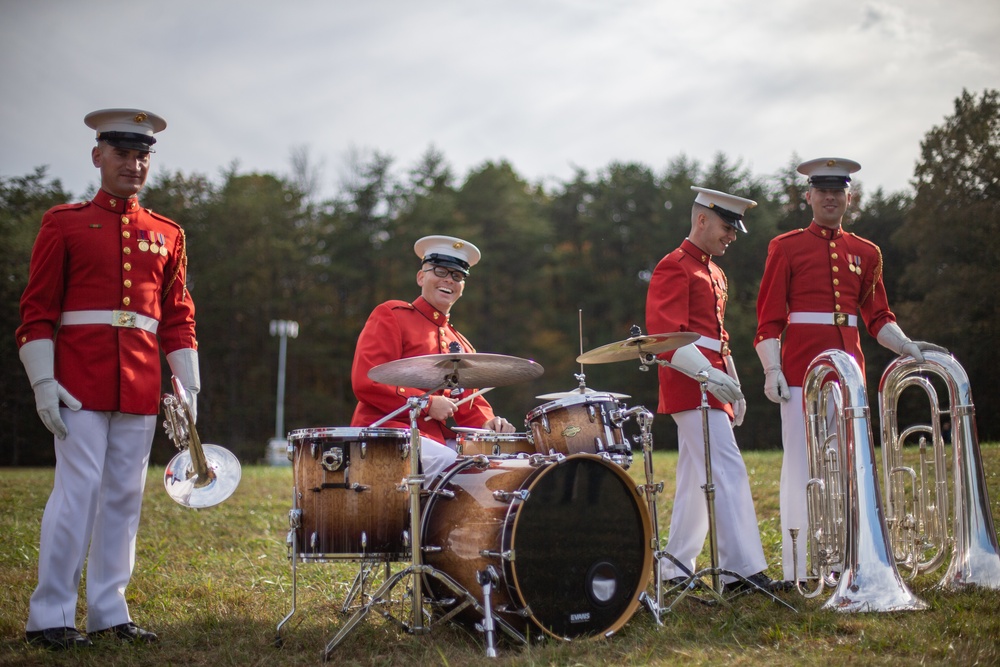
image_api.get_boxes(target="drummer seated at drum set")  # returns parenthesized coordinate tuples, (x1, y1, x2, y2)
(349, 235, 517, 483)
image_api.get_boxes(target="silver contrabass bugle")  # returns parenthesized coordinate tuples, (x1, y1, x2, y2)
(793, 349, 926, 612)
(878, 350, 1000, 590)
(162, 376, 242, 508)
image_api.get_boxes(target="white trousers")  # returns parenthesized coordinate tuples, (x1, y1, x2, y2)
(420, 436, 458, 484)
(778, 387, 838, 581)
(26, 410, 155, 632)
(660, 409, 768, 583)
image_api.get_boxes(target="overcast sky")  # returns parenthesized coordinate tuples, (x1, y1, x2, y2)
(2, 0, 998, 201)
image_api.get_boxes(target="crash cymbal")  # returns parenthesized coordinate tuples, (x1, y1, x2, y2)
(368, 352, 544, 389)
(576, 331, 700, 364)
(535, 387, 631, 400)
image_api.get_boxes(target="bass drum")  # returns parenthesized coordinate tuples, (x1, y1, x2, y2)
(289, 427, 410, 560)
(421, 454, 651, 640)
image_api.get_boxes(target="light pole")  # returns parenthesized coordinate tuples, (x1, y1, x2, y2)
(268, 319, 299, 464)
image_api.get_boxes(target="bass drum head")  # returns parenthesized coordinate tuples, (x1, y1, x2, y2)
(505, 454, 651, 639)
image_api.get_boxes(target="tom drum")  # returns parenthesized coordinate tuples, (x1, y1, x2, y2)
(288, 427, 411, 560)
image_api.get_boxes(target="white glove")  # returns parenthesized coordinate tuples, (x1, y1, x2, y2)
(724, 354, 746, 426)
(755, 338, 790, 404)
(670, 344, 743, 405)
(876, 322, 949, 364)
(167, 348, 201, 423)
(19, 339, 82, 439)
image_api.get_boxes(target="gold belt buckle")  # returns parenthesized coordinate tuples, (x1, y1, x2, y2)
(721, 341, 730, 356)
(113, 310, 137, 328)
(834, 313, 848, 327)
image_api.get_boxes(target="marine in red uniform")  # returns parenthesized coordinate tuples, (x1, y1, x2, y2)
(754, 157, 946, 583)
(646, 186, 775, 593)
(17, 109, 198, 650)
(351, 235, 515, 482)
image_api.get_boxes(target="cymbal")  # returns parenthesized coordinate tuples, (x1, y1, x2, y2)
(536, 387, 631, 400)
(368, 352, 544, 389)
(576, 331, 700, 364)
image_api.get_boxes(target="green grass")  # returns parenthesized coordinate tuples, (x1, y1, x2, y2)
(2, 445, 1000, 666)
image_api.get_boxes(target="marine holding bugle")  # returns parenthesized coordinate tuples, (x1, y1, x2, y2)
(162, 376, 242, 508)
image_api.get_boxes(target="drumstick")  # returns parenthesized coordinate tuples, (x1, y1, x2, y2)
(423, 387, 495, 421)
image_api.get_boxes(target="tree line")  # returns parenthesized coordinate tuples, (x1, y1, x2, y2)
(2, 89, 997, 466)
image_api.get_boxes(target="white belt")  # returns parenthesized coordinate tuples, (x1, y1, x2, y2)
(60, 310, 159, 334)
(788, 311, 857, 327)
(694, 336, 729, 355)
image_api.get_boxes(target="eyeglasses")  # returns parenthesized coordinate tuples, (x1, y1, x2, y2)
(423, 266, 467, 282)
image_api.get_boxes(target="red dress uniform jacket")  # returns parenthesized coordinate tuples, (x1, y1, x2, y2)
(16, 190, 197, 415)
(351, 296, 496, 443)
(755, 222, 896, 387)
(645, 239, 735, 418)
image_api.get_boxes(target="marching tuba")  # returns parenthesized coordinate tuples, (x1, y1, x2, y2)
(878, 350, 1000, 590)
(795, 349, 926, 611)
(162, 376, 242, 508)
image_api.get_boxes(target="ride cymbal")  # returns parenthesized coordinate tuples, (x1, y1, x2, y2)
(368, 352, 544, 389)
(576, 331, 700, 364)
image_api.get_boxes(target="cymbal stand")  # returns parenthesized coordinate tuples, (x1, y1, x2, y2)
(321, 389, 517, 660)
(645, 360, 795, 615)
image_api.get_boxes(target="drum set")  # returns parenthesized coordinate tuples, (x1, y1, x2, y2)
(275, 329, 781, 659)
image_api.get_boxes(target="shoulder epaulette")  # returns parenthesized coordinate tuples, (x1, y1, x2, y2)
(47, 201, 90, 215)
(774, 228, 806, 241)
(145, 208, 182, 229)
(386, 300, 414, 310)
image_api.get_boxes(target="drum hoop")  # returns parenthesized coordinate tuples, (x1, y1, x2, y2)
(287, 426, 410, 442)
(457, 432, 530, 443)
(525, 394, 621, 420)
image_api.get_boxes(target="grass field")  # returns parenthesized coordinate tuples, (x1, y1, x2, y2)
(2, 444, 999, 666)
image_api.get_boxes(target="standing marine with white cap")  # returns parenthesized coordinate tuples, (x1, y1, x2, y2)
(645, 186, 778, 594)
(351, 235, 516, 483)
(754, 157, 947, 584)
(17, 109, 199, 649)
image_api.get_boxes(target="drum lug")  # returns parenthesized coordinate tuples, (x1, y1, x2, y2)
(587, 404, 598, 423)
(402, 530, 410, 548)
(360, 441, 367, 459)
(321, 446, 345, 472)
(422, 545, 443, 554)
(541, 413, 551, 434)
(493, 489, 529, 503)
(288, 508, 302, 529)
(309, 531, 319, 551)
(433, 488, 456, 500)
(480, 549, 514, 562)
(593, 437, 606, 452)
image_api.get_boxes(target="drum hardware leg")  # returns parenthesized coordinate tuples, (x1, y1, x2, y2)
(477, 566, 500, 658)
(275, 530, 300, 647)
(652, 373, 796, 615)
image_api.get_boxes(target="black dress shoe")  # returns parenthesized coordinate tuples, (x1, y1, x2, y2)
(25, 627, 93, 650)
(724, 571, 777, 594)
(91, 622, 158, 643)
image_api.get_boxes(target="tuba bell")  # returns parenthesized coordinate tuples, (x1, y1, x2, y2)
(794, 349, 926, 611)
(878, 350, 1000, 590)
(162, 376, 242, 508)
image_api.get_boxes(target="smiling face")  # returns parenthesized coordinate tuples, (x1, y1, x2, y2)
(417, 262, 466, 314)
(690, 208, 739, 257)
(92, 142, 150, 198)
(806, 186, 852, 229)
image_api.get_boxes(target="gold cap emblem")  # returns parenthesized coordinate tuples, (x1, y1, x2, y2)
(134, 112, 148, 123)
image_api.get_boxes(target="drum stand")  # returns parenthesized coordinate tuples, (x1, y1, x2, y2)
(642, 369, 796, 617)
(319, 394, 523, 661)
